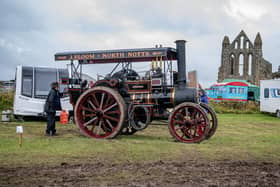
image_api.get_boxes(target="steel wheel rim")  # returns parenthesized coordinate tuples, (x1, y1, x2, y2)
(75, 88, 123, 139)
(200, 103, 218, 139)
(169, 103, 209, 143)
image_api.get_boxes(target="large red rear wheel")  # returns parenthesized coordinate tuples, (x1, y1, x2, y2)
(74, 86, 127, 139)
(168, 102, 210, 143)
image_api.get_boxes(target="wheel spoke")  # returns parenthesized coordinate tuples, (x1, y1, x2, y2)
(185, 107, 189, 118)
(186, 128, 194, 138)
(180, 132, 185, 139)
(197, 115, 206, 124)
(83, 117, 97, 126)
(83, 113, 96, 118)
(175, 126, 183, 132)
(105, 119, 114, 130)
(103, 114, 119, 122)
(178, 112, 186, 121)
(197, 121, 207, 127)
(100, 93, 105, 109)
(173, 120, 185, 125)
(191, 109, 197, 120)
(91, 93, 100, 107)
(192, 127, 198, 137)
(105, 110, 120, 115)
(96, 121, 102, 135)
(103, 103, 118, 113)
(90, 119, 98, 132)
(103, 94, 113, 109)
(81, 106, 95, 113)
(101, 121, 110, 133)
(88, 100, 97, 110)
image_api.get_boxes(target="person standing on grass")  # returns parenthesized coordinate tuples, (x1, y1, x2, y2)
(199, 89, 209, 104)
(44, 82, 62, 136)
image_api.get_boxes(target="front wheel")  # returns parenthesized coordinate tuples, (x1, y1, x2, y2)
(74, 86, 127, 139)
(168, 102, 210, 143)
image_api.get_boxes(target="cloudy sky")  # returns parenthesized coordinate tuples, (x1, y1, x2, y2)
(0, 0, 280, 87)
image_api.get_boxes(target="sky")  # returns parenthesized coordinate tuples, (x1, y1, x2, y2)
(0, 0, 280, 87)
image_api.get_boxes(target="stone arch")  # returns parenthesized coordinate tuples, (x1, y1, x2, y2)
(239, 53, 244, 76)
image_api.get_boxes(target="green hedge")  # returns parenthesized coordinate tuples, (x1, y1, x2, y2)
(209, 100, 259, 114)
(0, 92, 14, 111)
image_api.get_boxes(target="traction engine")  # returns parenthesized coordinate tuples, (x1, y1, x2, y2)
(55, 40, 217, 143)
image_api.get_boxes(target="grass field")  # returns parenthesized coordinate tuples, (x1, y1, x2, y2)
(0, 113, 279, 167)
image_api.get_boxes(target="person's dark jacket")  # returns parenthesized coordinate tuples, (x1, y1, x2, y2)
(44, 88, 62, 112)
(200, 93, 209, 104)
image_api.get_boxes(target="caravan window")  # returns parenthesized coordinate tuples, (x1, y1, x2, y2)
(238, 88, 245, 94)
(229, 87, 237, 94)
(270, 88, 280, 98)
(22, 67, 33, 97)
(264, 88, 269, 98)
(35, 68, 57, 99)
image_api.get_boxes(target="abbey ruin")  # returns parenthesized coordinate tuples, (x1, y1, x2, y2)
(218, 30, 272, 85)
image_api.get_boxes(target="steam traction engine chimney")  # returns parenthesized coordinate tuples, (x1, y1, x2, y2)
(173, 40, 197, 104)
(175, 40, 187, 88)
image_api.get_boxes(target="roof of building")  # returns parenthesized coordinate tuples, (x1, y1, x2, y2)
(211, 81, 248, 87)
(222, 79, 259, 87)
(210, 79, 259, 88)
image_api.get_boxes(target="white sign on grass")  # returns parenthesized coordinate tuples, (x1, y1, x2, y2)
(16, 126, 23, 134)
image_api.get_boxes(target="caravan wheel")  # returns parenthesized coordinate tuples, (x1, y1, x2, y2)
(276, 110, 280, 118)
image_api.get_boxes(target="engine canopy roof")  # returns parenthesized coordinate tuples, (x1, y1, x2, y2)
(55, 47, 177, 64)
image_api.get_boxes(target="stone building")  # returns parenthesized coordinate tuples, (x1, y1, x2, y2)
(272, 66, 280, 79)
(218, 30, 272, 85)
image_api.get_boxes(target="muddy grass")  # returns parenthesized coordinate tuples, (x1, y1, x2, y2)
(1, 160, 280, 187)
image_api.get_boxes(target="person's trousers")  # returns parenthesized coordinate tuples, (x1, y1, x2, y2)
(46, 111, 56, 134)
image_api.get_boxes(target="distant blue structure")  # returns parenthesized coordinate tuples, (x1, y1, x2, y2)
(206, 81, 249, 102)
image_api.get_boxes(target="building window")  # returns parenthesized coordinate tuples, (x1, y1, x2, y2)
(229, 87, 237, 94)
(248, 54, 253, 76)
(34, 68, 57, 99)
(238, 88, 245, 94)
(264, 88, 269, 98)
(246, 41, 250, 49)
(58, 69, 69, 98)
(22, 67, 33, 97)
(230, 54, 234, 75)
(235, 41, 238, 49)
(270, 88, 280, 98)
(239, 54, 244, 76)
(240, 36, 244, 49)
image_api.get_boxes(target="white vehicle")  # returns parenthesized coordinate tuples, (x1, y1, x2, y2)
(260, 79, 280, 117)
(13, 65, 73, 119)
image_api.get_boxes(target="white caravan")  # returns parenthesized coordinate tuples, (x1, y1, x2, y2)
(260, 79, 280, 117)
(13, 66, 73, 118)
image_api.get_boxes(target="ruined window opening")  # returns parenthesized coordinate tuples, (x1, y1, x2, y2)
(234, 41, 238, 49)
(239, 54, 244, 76)
(246, 41, 250, 49)
(230, 54, 234, 75)
(248, 54, 253, 76)
(240, 36, 244, 49)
